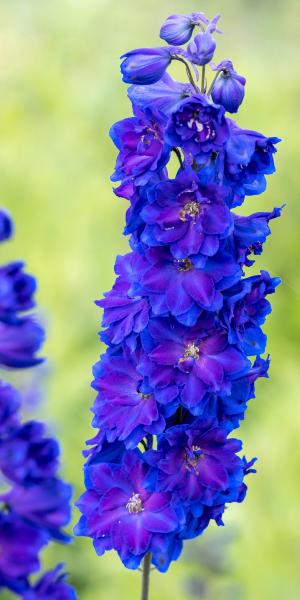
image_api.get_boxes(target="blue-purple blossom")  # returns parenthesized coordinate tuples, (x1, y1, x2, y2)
(140, 170, 233, 258)
(76, 8, 281, 575)
(160, 13, 221, 46)
(22, 565, 76, 600)
(0, 262, 36, 318)
(110, 110, 170, 187)
(0, 317, 44, 369)
(128, 74, 193, 116)
(0, 382, 21, 434)
(194, 122, 280, 206)
(0, 215, 75, 596)
(0, 420, 59, 484)
(0, 208, 13, 242)
(211, 60, 246, 113)
(145, 419, 244, 504)
(0, 514, 48, 593)
(120, 47, 175, 85)
(186, 32, 216, 66)
(75, 450, 183, 570)
(165, 95, 229, 154)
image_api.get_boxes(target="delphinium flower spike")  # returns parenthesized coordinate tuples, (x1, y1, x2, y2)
(75, 10, 281, 599)
(0, 208, 76, 599)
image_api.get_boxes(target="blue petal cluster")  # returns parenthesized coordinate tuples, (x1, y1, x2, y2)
(76, 10, 281, 572)
(0, 209, 76, 598)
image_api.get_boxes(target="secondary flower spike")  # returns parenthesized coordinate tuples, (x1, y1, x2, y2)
(76, 6, 281, 591)
(0, 209, 76, 598)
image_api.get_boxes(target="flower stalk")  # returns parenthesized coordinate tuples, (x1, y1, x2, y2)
(75, 7, 281, 587)
(140, 553, 151, 600)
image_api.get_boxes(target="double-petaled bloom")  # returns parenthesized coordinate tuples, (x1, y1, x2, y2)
(76, 9, 281, 573)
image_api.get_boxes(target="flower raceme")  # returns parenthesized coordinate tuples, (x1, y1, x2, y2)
(0, 210, 76, 598)
(76, 8, 281, 576)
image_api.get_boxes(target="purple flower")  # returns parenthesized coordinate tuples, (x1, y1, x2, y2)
(140, 171, 233, 258)
(120, 47, 175, 85)
(75, 450, 181, 568)
(140, 254, 221, 321)
(0, 514, 48, 592)
(160, 13, 221, 46)
(0, 421, 59, 485)
(147, 419, 244, 504)
(0, 317, 44, 369)
(22, 565, 77, 600)
(98, 270, 149, 348)
(222, 270, 281, 354)
(0, 262, 36, 318)
(0, 209, 13, 242)
(128, 73, 193, 117)
(0, 382, 21, 434)
(0, 210, 75, 596)
(233, 207, 282, 265)
(224, 122, 281, 204)
(76, 8, 280, 576)
(144, 318, 250, 409)
(211, 60, 246, 113)
(110, 111, 170, 187)
(91, 351, 178, 447)
(165, 95, 229, 154)
(1, 478, 72, 541)
(186, 32, 216, 66)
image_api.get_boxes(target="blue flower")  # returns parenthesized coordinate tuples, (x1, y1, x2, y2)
(128, 74, 193, 117)
(0, 209, 13, 242)
(76, 9, 281, 575)
(75, 450, 183, 570)
(110, 110, 170, 187)
(22, 565, 77, 599)
(0, 212, 75, 595)
(186, 32, 216, 66)
(0, 262, 36, 318)
(211, 60, 246, 113)
(121, 47, 175, 85)
(0, 514, 48, 594)
(165, 95, 229, 154)
(160, 13, 221, 46)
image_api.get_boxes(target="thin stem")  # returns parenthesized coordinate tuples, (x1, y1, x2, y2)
(201, 65, 206, 93)
(140, 553, 151, 600)
(172, 147, 184, 170)
(172, 55, 199, 93)
(207, 70, 222, 96)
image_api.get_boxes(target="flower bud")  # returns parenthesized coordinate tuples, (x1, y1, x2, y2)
(211, 60, 246, 113)
(160, 12, 221, 46)
(160, 14, 197, 45)
(186, 32, 216, 66)
(120, 47, 174, 85)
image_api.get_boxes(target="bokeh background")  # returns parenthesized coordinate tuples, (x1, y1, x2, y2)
(1, 1, 299, 598)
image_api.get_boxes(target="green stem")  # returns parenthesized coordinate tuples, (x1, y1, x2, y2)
(172, 55, 200, 93)
(140, 553, 151, 600)
(207, 70, 222, 96)
(201, 65, 206, 93)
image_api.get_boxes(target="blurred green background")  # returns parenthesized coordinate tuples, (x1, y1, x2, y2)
(0, 1, 299, 598)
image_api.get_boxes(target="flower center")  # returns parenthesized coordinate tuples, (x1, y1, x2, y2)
(180, 342, 200, 361)
(185, 445, 203, 474)
(186, 111, 216, 142)
(126, 493, 144, 514)
(141, 122, 160, 146)
(179, 201, 200, 222)
(138, 392, 152, 400)
(174, 258, 193, 272)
